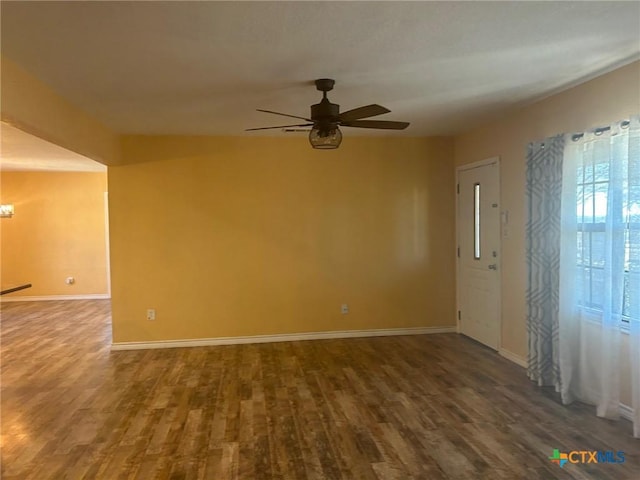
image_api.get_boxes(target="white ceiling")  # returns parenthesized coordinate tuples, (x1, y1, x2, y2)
(1, 1, 639, 139)
(1, 123, 106, 172)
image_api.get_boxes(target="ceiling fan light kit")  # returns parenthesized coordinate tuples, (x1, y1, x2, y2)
(309, 126, 342, 149)
(246, 79, 409, 149)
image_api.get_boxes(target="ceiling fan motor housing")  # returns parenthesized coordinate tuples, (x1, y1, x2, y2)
(311, 98, 339, 121)
(311, 98, 340, 136)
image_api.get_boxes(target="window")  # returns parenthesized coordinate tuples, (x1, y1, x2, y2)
(572, 123, 638, 325)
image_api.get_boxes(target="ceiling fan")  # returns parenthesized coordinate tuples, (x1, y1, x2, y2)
(246, 79, 410, 149)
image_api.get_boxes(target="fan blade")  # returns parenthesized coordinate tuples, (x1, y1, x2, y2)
(257, 109, 312, 122)
(246, 123, 313, 131)
(341, 120, 410, 130)
(339, 104, 390, 122)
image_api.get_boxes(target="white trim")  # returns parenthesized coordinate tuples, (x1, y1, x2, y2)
(111, 326, 456, 351)
(619, 403, 634, 422)
(1, 294, 110, 303)
(104, 191, 112, 298)
(456, 156, 500, 172)
(499, 348, 528, 368)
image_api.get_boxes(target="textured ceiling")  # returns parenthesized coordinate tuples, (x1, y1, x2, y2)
(1, 1, 639, 139)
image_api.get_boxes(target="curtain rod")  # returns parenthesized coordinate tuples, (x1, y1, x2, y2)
(571, 120, 630, 142)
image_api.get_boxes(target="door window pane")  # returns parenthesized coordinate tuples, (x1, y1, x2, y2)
(474, 183, 481, 259)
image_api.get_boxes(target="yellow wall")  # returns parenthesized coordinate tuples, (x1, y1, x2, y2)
(109, 136, 455, 342)
(1, 56, 120, 166)
(0, 171, 109, 297)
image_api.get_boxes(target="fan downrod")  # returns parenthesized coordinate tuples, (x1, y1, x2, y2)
(315, 78, 335, 93)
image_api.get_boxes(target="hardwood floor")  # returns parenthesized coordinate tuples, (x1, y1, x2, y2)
(1, 300, 638, 479)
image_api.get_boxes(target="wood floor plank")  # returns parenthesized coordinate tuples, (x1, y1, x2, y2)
(1, 300, 638, 479)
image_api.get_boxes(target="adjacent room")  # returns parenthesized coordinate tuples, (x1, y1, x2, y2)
(1, 2, 638, 479)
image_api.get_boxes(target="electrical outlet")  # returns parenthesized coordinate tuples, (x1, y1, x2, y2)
(65, 276, 75, 285)
(146, 309, 156, 321)
(341, 304, 349, 314)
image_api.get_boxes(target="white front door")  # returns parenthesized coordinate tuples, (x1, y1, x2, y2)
(457, 159, 501, 350)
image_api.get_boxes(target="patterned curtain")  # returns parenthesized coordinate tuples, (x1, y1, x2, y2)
(526, 135, 565, 388)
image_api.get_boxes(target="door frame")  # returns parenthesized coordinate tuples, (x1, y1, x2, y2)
(455, 156, 502, 350)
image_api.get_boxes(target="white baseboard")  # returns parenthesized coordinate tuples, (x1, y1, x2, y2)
(499, 348, 528, 368)
(1, 294, 110, 303)
(620, 403, 634, 422)
(111, 325, 456, 351)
